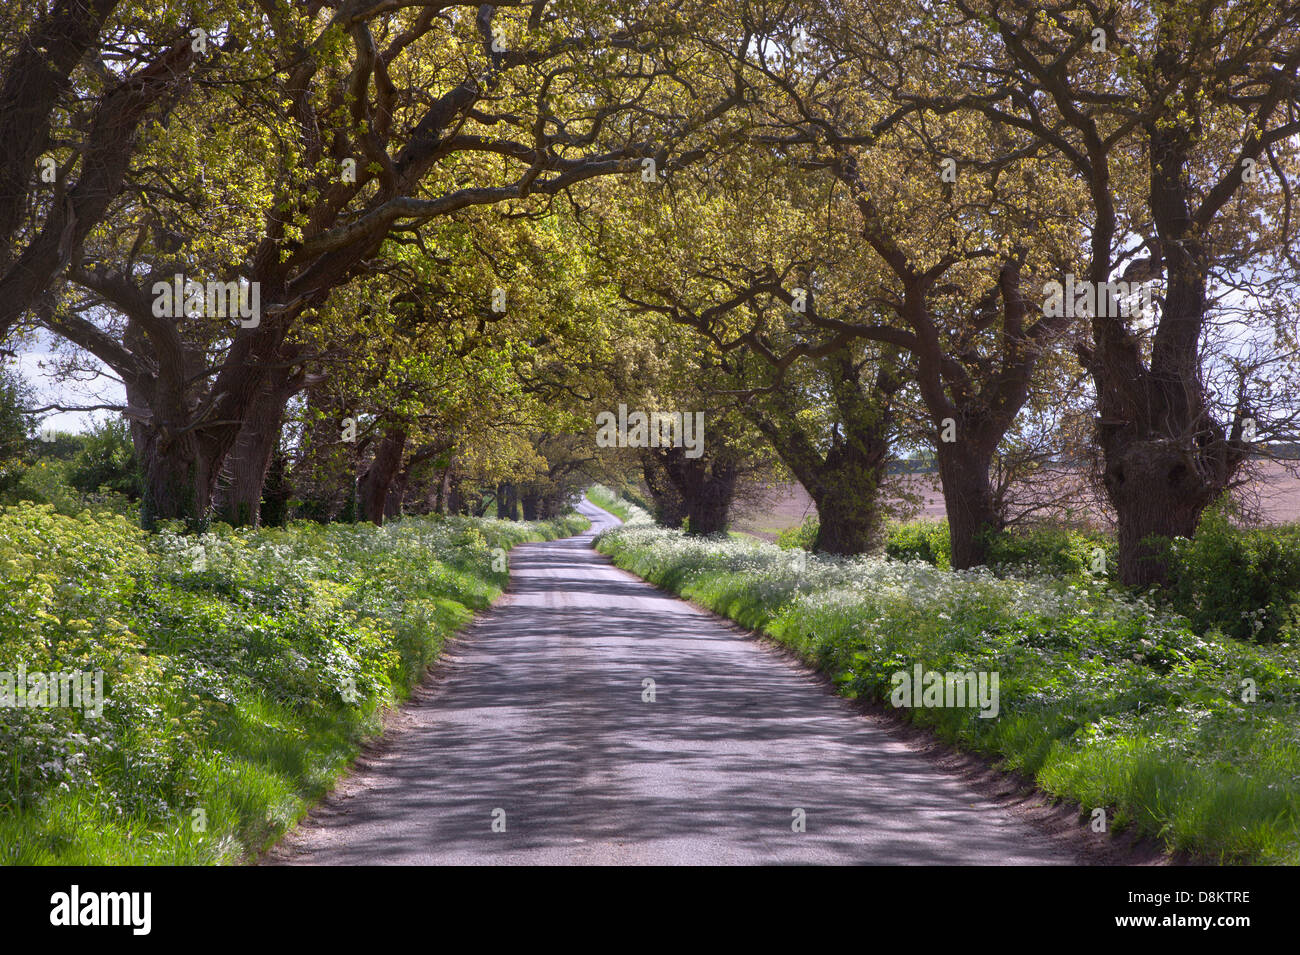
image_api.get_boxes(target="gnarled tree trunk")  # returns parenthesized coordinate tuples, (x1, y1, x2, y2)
(214, 380, 296, 527)
(657, 448, 737, 536)
(1085, 112, 1247, 587)
(640, 451, 687, 528)
(137, 428, 214, 531)
(358, 427, 407, 525)
(747, 352, 899, 555)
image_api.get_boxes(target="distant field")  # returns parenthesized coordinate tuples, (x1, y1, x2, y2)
(732, 460, 1300, 541)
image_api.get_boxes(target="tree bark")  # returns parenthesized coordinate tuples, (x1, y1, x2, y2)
(1085, 102, 1247, 586)
(260, 447, 291, 528)
(1105, 439, 1212, 587)
(434, 462, 452, 516)
(746, 352, 898, 555)
(136, 427, 214, 531)
(935, 435, 1001, 569)
(806, 478, 885, 555)
(521, 485, 541, 520)
(214, 381, 295, 527)
(900, 262, 1043, 570)
(447, 469, 467, 515)
(0, 0, 123, 253)
(0, 38, 197, 338)
(640, 451, 687, 527)
(657, 449, 737, 536)
(384, 467, 408, 520)
(496, 482, 519, 521)
(358, 427, 407, 525)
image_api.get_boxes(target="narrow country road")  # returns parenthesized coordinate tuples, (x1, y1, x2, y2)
(268, 500, 1076, 865)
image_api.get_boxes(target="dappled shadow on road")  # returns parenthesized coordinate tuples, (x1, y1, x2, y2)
(274, 515, 1070, 865)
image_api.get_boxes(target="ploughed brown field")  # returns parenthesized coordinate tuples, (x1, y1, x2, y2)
(731, 460, 1300, 542)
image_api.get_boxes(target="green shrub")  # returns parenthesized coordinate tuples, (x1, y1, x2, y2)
(68, 419, 142, 500)
(776, 516, 819, 551)
(0, 503, 586, 863)
(1165, 506, 1300, 644)
(985, 525, 1115, 581)
(885, 520, 952, 568)
(883, 520, 1115, 580)
(3, 459, 83, 513)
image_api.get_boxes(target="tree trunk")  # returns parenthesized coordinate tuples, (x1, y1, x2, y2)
(1102, 436, 1220, 588)
(214, 384, 291, 528)
(934, 435, 1001, 569)
(137, 428, 214, 531)
(1084, 117, 1246, 587)
(762, 439, 891, 555)
(658, 449, 737, 536)
(746, 353, 898, 555)
(803, 479, 882, 554)
(121, 315, 309, 530)
(0, 34, 197, 340)
(260, 447, 291, 527)
(640, 451, 687, 527)
(384, 466, 408, 520)
(358, 427, 407, 525)
(434, 463, 452, 516)
(521, 485, 541, 520)
(447, 470, 466, 515)
(495, 482, 519, 521)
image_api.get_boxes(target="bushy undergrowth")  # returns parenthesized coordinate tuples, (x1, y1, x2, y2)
(596, 523, 1300, 864)
(814, 517, 1118, 581)
(1163, 507, 1300, 644)
(787, 512, 1300, 646)
(0, 504, 587, 864)
(1, 420, 143, 520)
(776, 516, 819, 551)
(882, 520, 954, 569)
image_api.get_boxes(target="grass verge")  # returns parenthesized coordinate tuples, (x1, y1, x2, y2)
(585, 484, 654, 525)
(0, 505, 588, 864)
(595, 519, 1300, 864)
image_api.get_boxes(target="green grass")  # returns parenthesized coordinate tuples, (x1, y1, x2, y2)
(0, 504, 588, 864)
(585, 484, 648, 524)
(595, 523, 1300, 864)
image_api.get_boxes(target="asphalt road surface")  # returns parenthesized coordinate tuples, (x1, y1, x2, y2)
(269, 499, 1075, 865)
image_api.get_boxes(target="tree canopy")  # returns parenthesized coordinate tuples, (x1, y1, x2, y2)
(2, 0, 1297, 586)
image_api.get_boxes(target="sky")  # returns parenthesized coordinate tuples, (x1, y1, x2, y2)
(6, 328, 124, 434)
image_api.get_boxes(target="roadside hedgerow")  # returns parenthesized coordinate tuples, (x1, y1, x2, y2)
(1162, 506, 1300, 644)
(0, 504, 587, 864)
(595, 522, 1300, 864)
